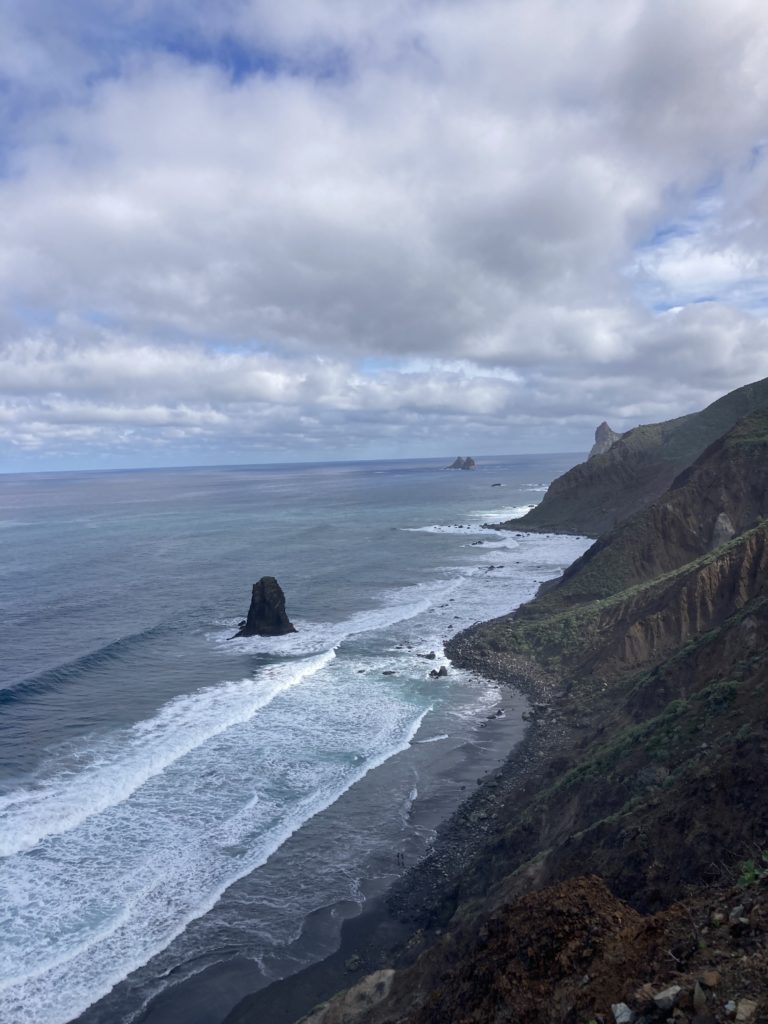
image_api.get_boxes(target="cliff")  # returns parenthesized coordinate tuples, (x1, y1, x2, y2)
(509, 376, 768, 537)
(225, 400, 768, 1024)
(511, 407, 768, 620)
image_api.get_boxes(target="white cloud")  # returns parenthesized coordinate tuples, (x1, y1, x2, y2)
(1, 0, 768, 466)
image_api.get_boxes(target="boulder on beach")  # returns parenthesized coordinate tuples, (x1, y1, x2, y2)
(233, 576, 297, 637)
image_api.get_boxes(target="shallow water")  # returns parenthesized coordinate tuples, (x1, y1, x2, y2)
(0, 454, 589, 1024)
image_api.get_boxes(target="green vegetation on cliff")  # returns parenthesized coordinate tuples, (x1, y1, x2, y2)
(517, 406, 768, 620)
(511, 375, 768, 537)
(456, 521, 768, 680)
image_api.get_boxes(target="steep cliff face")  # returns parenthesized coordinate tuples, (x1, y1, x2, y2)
(452, 520, 768, 684)
(510, 376, 768, 537)
(521, 408, 768, 617)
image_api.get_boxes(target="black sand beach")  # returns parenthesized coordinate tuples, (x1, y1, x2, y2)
(219, 646, 582, 1024)
(80, 683, 530, 1024)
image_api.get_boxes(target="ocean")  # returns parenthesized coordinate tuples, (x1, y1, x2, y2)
(0, 454, 589, 1024)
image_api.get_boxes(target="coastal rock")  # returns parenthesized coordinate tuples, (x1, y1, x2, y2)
(447, 456, 476, 470)
(429, 665, 448, 678)
(233, 577, 297, 637)
(589, 421, 621, 459)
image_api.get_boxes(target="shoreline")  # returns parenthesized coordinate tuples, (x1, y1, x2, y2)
(221, 642, 581, 1024)
(98, 680, 529, 1024)
(60, 510, 589, 1024)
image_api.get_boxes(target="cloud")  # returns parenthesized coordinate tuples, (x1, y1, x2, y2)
(0, 0, 767, 466)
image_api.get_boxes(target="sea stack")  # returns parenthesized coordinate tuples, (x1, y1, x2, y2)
(447, 456, 476, 470)
(234, 577, 297, 637)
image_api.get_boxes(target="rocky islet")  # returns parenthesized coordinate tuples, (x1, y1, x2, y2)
(233, 576, 297, 638)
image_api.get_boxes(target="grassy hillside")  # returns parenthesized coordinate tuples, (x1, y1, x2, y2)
(510, 376, 768, 537)
(520, 407, 768, 618)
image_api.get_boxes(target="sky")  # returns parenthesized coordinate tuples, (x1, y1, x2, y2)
(1, 0, 767, 472)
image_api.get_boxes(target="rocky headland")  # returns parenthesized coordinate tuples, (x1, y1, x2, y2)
(224, 381, 768, 1024)
(510, 377, 768, 537)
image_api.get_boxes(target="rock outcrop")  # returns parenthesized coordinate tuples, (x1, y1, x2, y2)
(588, 420, 621, 458)
(233, 577, 296, 637)
(711, 511, 736, 549)
(447, 457, 476, 470)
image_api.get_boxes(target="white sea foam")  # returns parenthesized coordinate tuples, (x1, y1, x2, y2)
(0, 673, 431, 1024)
(215, 576, 464, 656)
(0, 491, 593, 1024)
(403, 505, 536, 537)
(465, 504, 537, 520)
(403, 523, 487, 535)
(0, 650, 336, 858)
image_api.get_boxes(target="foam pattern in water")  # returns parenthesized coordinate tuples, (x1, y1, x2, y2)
(0, 654, 430, 1024)
(0, 468, 591, 1024)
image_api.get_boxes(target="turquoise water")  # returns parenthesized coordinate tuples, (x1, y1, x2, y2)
(0, 455, 589, 1024)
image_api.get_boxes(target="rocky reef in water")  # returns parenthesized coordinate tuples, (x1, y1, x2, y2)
(224, 380, 768, 1024)
(233, 576, 296, 637)
(446, 457, 476, 470)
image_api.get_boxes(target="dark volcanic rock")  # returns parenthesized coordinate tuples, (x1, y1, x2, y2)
(234, 577, 296, 637)
(447, 457, 476, 470)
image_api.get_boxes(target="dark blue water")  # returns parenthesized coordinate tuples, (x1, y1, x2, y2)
(0, 455, 588, 1024)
